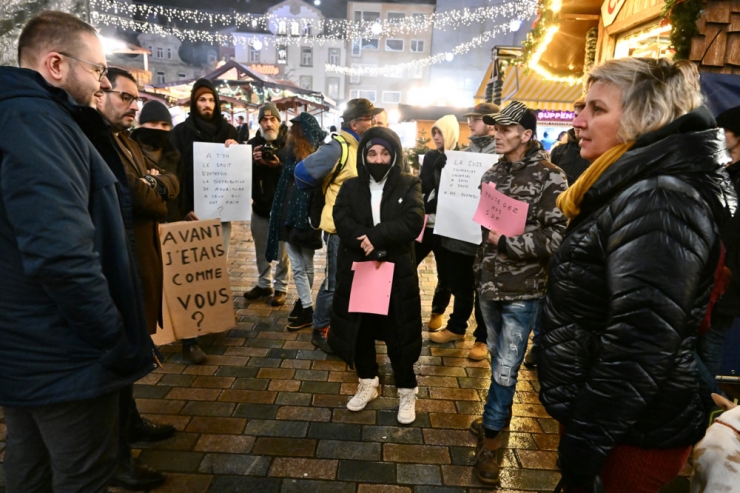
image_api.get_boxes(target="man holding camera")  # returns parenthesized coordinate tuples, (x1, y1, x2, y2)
(245, 103, 291, 306)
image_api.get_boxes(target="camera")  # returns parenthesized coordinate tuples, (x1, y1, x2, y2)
(262, 143, 277, 162)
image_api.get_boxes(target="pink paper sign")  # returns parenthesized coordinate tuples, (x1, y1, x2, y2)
(473, 182, 529, 237)
(415, 214, 429, 243)
(348, 261, 395, 315)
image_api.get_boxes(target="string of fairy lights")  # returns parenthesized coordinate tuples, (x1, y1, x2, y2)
(90, 0, 537, 47)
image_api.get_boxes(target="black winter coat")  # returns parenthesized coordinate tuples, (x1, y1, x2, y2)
(248, 125, 290, 218)
(329, 131, 425, 369)
(418, 149, 447, 214)
(550, 128, 590, 185)
(714, 159, 740, 316)
(539, 108, 737, 480)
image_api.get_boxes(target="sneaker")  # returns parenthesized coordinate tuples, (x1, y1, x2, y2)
(129, 417, 176, 443)
(271, 290, 287, 306)
(475, 432, 502, 485)
(288, 299, 303, 321)
(428, 313, 444, 331)
(429, 329, 465, 344)
(182, 343, 206, 364)
(244, 285, 273, 300)
(287, 306, 313, 331)
(468, 341, 488, 361)
(523, 345, 538, 368)
(311, 326, 333, 354)
(347, 377, 380, 411)
(397, 387, 418, 424)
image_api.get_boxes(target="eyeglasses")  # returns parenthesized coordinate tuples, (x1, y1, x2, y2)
(105, 90, 141, 105)
(354, 116, 376, 123)
(467, 117, 483, 124)
(58, 52, 108, 82)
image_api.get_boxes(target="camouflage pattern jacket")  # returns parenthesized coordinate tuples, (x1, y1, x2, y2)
(474, 142, 567, 301)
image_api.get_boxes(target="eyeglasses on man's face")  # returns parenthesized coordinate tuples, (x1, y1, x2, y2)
(105, 90, 141, 105)
(58, 52, 108, 82)
(355, 116, 377, 123)
(467, 117, 483, 125)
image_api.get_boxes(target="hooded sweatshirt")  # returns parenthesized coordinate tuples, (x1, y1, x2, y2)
(419, 114, 460, 227)
(169, 78, 238, 219)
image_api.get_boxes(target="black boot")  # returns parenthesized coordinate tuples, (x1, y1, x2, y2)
(110, 459, 165, 490)
(287, 306, 313, 331)
(288, 299, 303, 322)
(311, 325, 333, 354)
(129, 417, 176, 443)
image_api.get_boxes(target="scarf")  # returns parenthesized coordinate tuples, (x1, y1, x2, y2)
(470, 135, 495, 150)
(556, 142, 634, 220)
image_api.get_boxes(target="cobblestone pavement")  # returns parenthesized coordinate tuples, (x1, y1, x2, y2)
(0, 222, 692, 492)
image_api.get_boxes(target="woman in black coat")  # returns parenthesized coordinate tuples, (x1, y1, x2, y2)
(539, 57, 737, 493)
(329, 127, 425, 425)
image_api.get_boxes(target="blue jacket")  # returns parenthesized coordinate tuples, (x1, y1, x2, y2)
(0, 67, 155, 407)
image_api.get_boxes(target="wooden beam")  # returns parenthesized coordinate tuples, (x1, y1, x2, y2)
(560, 14, 600, 20)
(605, 3, 663, 37)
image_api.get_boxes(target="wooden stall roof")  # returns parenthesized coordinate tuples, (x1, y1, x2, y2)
(691, 0, 740, 74)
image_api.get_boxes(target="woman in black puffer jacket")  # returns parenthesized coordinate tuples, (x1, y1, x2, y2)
(539, 58, 737, 493)
(329, 127, 425, 425)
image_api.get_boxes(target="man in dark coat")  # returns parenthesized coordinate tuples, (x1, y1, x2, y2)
(549, 98, 590, 185)
(0, 11, 155, 491)
(245, 103, 291, 307)
(170, 78, 238, 364)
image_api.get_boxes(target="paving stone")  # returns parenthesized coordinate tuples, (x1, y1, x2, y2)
(215, 366, 260, 378)
(231, 377, 270, 390)
(181, 365, 221, 376)
(166, 388, 222, 401)
(448, 447, 476, 466)
(257, 368, 296, 379)
(223, 347, 269, 357)
(207, 476, 282, 493)
(147, 472, 213, 492)
(268, 380, 302, 392)
(422, 429, 476, 447)
(332, 409, 376, 425)
(275, 392, 313, 406)
(296, 349, 328, 360)
(136, 431, 200, 451)
(192, 376, 235, 388)
(428, 388, 480, 401)
(294, 369, 330, 381)
(244, 420, 309, 438)
(516, 449, 559, 470)
(312, 394, 350, 408)
(312, 361, 348, 371)
(138, 373, 164, 385)
(362, 426, 424, 444)
(269, 458, 338, 479)
(299, 381, 341, 394)
(307, 423, 362, 441)
(316, 440, 381, 460)
(428, 413, 477, 429)
(454, 401, 484, 415)
(252, 437, 317, 457)
(384, 444, 450, 465)
(356, 486, 411, 493)
(135, 398, 186, 415)
(328, 371, 360, 383)
(194, 434, 255, 453)
(280, 359, 312, 369)
(233, 403, 279, 419)
(280, 479, 355, 493)
(337, 460, 396, 483)
(199, 453, 271, 475)
(498, 468, 561, 491)
(182, 401, 236, 417)
(413, 487, 467, 493)
(276, 406, 332, 422)
(247, 357, 283, 368)
(218, 390, 277, 404)
(137, 450, 204, 473)
(416, 376, 460, 388)
(141, 413, 192, 431)
(509, 417, 543, 433)
(396, 464, 442, 485)
(537, 418, 560, 434)
(532, 432, 560, 451)
(133, 384, 172, 399)
(377, 410, 431, 428)
(418, 366, 467, 377)
(186, 416, 246, 434)
(415, 400, 457, 414)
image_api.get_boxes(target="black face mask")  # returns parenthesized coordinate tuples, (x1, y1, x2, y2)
(367, 163, 391, 182)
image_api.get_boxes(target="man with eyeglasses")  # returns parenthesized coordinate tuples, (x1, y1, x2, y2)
(95, 67, 181, 490)
(0, 11, 157, 492)
(294, 98, 383, 352)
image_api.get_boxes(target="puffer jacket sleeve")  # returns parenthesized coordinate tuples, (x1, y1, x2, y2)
(333, 178, 371, 250)
(558, 179, 717, 479)
(366, 178, 424, 250)
(504, 166, 567, 260)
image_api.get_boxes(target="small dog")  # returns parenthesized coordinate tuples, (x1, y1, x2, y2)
(691, 393, 740, 493)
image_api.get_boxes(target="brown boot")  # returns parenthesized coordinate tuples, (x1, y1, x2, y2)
(475, 431, 502, 485)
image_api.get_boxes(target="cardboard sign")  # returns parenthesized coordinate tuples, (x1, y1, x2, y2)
(194, 142, 252, 222)
(157, 219, 235, 341)
(434, 150, 498, 244)
(473, 181, 529, 237)
(348, 261, 394, 315)
(415, 214, 428, 243)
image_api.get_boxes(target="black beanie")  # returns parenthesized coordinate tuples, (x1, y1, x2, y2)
(139, 101, 172, 126)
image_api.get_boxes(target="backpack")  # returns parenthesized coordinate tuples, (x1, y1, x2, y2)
(308, 135, 349, 230)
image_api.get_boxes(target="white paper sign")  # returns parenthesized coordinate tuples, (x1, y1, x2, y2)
(434, 150, 498, 244)
(194, 142, 252, 222)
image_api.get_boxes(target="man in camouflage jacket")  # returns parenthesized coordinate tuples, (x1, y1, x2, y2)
(471, 102, 567, 485)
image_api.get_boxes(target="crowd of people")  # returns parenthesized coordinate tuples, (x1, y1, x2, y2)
(1, 10, 739, 493)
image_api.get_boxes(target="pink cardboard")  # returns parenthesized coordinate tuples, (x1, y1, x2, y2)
(473, 182, 529, 237)
(415, 214, 429, 243)
(348, 261, 395, 315)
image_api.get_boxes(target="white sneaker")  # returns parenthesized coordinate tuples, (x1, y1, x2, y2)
(397, 387, 418, 424)
(347, 377, 380, 411)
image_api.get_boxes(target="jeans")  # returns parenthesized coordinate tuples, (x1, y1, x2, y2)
(445, 251, 476, 334)
(286, 243, 316, 308)
(696, 313, 735, 404)
(250, 213, 290, 291)
(3, 392, 119, 493)
(414, 231, 451, 314)
(479, 297, 541, 431)
(313, 232, 340, 328)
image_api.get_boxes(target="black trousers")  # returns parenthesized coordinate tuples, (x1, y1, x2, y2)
(445, 251, 476, 334)
(3, 391, 119, 493)
(414, 230, 451, 314)
(354, 313, 418, 389)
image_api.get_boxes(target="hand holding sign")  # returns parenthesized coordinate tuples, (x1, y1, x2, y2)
(473, 182, 529, 237)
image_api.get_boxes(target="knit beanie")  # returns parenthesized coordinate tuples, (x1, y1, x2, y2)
(259, 103, 281, 122)
(138, 100, 172, 126)
(363, 137, 397, 167)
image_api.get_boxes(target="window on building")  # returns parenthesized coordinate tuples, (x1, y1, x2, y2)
(351, 39, 361, 57)
(299, 76, 313, 90)
(361, 39, 379, 50)
(301, 47, 313, 66)
(387, 12, 405, 23)
(327, 77, 340, 99)
(409, 66, 423, 79)
(276, 44, 288, 64)
(349, 89, 376, 102)
(178, 72, 187, 79)
(167, 48, 172, 59)
(278, 20, 287, 35)
(354, 11, 380, 23)
(350, 63, 361, 84)
(156, 71, 165, 84)
(208, 54, 217, 63)
(382, 91, 401, 104)
(303, 24, 311, 36)
(249, 45, 260, 63)
(413, 13, 427, 23)
(328, 48, 340, 65)
(156, 47, 163, 58)
(385, 39, 404, 52)
(148, 45, 152, 54)
(410, 40, 425, 53)
(290, 21, 300, 36)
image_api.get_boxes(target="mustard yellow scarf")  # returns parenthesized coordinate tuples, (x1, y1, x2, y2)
(556, 142, 635, 220)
